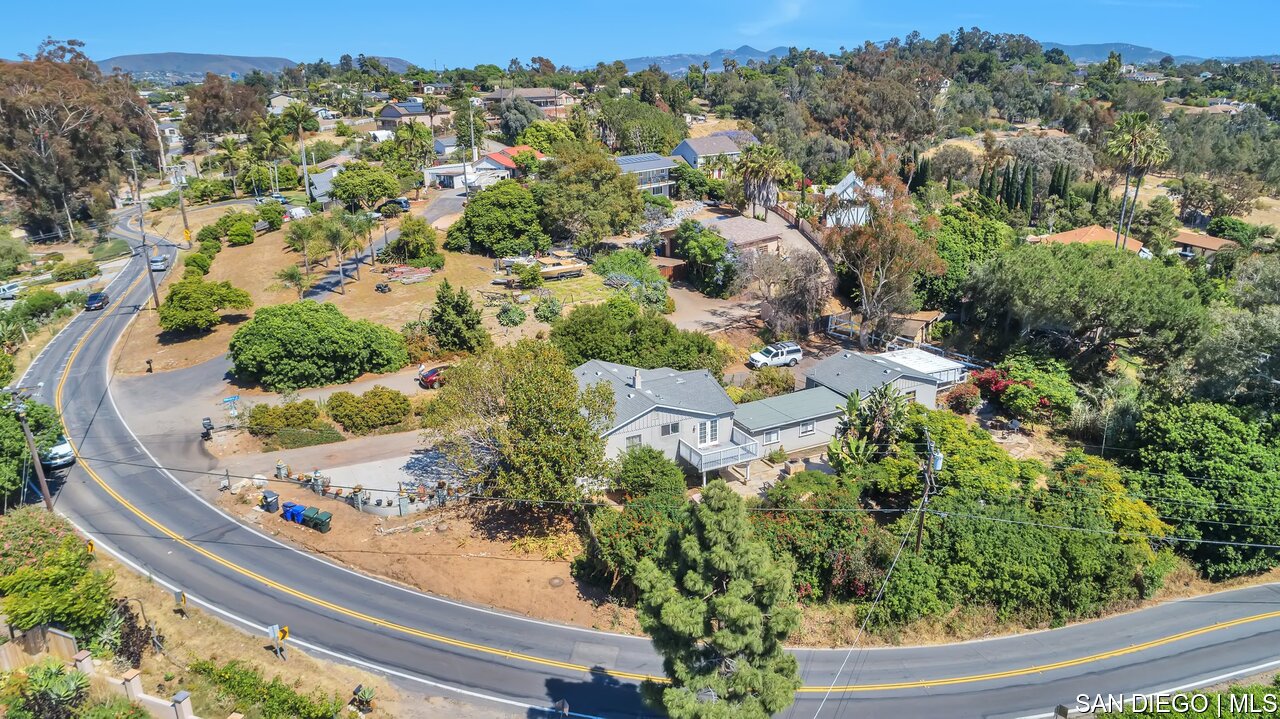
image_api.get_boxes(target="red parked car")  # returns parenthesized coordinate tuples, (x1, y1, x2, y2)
(417, 365, 449, 389)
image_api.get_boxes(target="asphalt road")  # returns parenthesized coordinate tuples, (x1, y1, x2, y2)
(20, 214, 1280, 718)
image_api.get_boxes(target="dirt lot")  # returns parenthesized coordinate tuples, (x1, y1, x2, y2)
(214, 485, 643, 636)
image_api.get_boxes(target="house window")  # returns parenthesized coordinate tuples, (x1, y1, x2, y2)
(626, 434, 642, 449)
(697, 420, 719, 446)
(661, 422, 680, 436)
(765, 429, 780, 444)
(902, 390, 917, 402)
(799, 421, 816, 437)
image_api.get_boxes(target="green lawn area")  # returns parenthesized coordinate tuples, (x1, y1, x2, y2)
(542, 273, 614, 306)
(91, 238, 131, 261)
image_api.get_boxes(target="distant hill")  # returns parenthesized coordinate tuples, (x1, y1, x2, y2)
(370, 56, 414, 74)
(97, 52, 295, 76)
(616, 45, 790, 75)
(1044, 41, 1279, 65)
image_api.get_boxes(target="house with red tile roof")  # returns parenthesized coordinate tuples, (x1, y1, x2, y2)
(1026, 224, 1148, 255)
(474, 145, 547, 178)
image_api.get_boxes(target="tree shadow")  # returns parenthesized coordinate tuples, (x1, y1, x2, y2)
(529, 666, 657, 719)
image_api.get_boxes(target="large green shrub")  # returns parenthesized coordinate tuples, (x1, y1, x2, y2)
(226, 219, 255, 247)
(158, 279, 252, 334)
(49, 259, 99, 282)
(326, 385, 411, 434)
(188, 660, 344, 719)
(0, 538, 115, 638)
(229, 302, 409, 391)
(183, 252, 211, 276)
(615, 445, 687, 499)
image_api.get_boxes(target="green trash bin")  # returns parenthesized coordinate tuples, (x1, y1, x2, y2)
(314, 511, 333, 534)
(301, 507, 320, 529)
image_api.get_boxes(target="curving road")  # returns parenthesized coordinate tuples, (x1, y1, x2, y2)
(21, 218, 1280, 718)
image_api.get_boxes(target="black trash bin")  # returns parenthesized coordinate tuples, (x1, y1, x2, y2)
(260, 491, 280, 513)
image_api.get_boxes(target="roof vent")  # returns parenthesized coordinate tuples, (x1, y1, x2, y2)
(676, 378, 686, 384)
(627, 393, 634, 399)
(842, 352, 851, 358)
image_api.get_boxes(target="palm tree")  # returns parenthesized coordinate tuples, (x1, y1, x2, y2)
(285, 217, 322, 277)
(738, 144, 799, 219)
(319, 219, 353, 294)
(274, 264, 310, 299)
(1106, 112, 1169, 249)
(281, 102, 315, 202)
(215, 138, 243, 196)
(394, 122, 435, 198)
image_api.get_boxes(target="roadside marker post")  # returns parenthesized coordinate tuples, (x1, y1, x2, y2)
(85, 539, 94, 555)
(172, 589, 187, 618)
(267, 624, 289, 660)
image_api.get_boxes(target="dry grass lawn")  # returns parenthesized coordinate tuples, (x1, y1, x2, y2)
(687, 115, 739, 138)
(114, 205, 613, 376)
(1247, 196, 1280, 228)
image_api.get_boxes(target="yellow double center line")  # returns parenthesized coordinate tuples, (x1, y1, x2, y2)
(54, 268, 1280, 693)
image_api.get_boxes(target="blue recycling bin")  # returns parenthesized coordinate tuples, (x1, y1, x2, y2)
(281, 501, 298, 519)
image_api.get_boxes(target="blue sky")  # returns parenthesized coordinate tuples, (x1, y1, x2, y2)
(4, 0, 1276, 67)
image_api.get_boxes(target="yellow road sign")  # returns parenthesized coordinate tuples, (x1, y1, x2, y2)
(278, 625, 289, 642)
(85, 539, 94, 554)
(183, 228, 191, 243)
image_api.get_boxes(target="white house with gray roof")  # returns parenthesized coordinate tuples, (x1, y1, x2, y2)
(732, 386, 846, 454)
(672, 136, 742, 178)
(823, 169, 872, 227)
(614, 153, 677, 197)
(804, 351, 943, 409)
(574, 360, 760, 482)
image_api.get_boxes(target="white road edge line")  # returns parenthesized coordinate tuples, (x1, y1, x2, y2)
(1012, 658, 1280, 718)
(60, 515, 605, 719)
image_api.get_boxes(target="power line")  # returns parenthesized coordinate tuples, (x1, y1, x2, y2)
(810, 489, 924, 719)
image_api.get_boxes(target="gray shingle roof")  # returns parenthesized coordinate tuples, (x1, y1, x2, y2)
(804, 352, 939, 398)
(733, 387, 845, 433)
(675, 135, 740, 157)
(574, 360, 733, 434)
(614, 153, 676, 174)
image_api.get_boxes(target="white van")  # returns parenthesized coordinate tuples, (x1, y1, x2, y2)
(0, 282, 22, 301)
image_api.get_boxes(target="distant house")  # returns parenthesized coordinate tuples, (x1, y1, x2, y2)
(376, 101, 449, 131)
(699, 216, 782, 254)
(1124, 71, 1164, 84)
(1027, 224, 1148, 256)
(732, 387, 845, 454)
(474, 145, 546, 179)
(308, 166, 341, 208)
(804, 351, 944, 409)
(366, 130, 394, 143)
(266, 92, 296, 115)
(574, 360, 759, 483)
(614, 153, 676, 197)
(823, 169, 872, 227)
(482, 87, 577, 117)
(434, 136, 458, 157)
(1171, 231, 1237, 258)
(412, 80, 452, 95)
(157, 122, 181, 142)
(672, 136, 742, 178)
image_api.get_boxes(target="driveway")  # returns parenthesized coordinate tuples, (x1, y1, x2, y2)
(667, 282, 760, 333)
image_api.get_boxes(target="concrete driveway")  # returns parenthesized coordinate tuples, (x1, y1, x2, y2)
(666, 282, 760, 333)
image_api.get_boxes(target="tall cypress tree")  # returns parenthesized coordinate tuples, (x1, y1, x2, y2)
(1090, 180, 1103, 209)
(1022, 165, 1035, 214)
(978, 166, 990, 198)
(635, 480, 802, 718)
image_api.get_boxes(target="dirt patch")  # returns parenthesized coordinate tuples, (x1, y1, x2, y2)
(1247, 196, 1280, 229)
(213, 485, 643, 635)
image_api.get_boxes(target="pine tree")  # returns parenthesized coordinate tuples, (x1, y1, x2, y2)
(1021, 165, 1035, 214)
(635, 480, 802, 719)
(427, 280, 490, 353)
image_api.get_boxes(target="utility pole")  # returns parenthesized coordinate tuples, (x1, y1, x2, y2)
(18, 407, 54, 512)
(914, 428, 943, 553)
(128, 150, 163, 311)
(3, 387, 54, 512)
(171, 164, 190, 242)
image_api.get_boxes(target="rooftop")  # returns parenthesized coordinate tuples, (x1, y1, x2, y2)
(1027, 224, 1145, 253)
(574, 360, 733, 434)
(1171, 231, 1237, 252)
(805, 351, 939, 398)
(675, 135, 741, 156)
(614, 153, 676, 174)
(878, 348, 966, 376)
(733, 387, 846, 433)
(700, 216, 781, 247)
